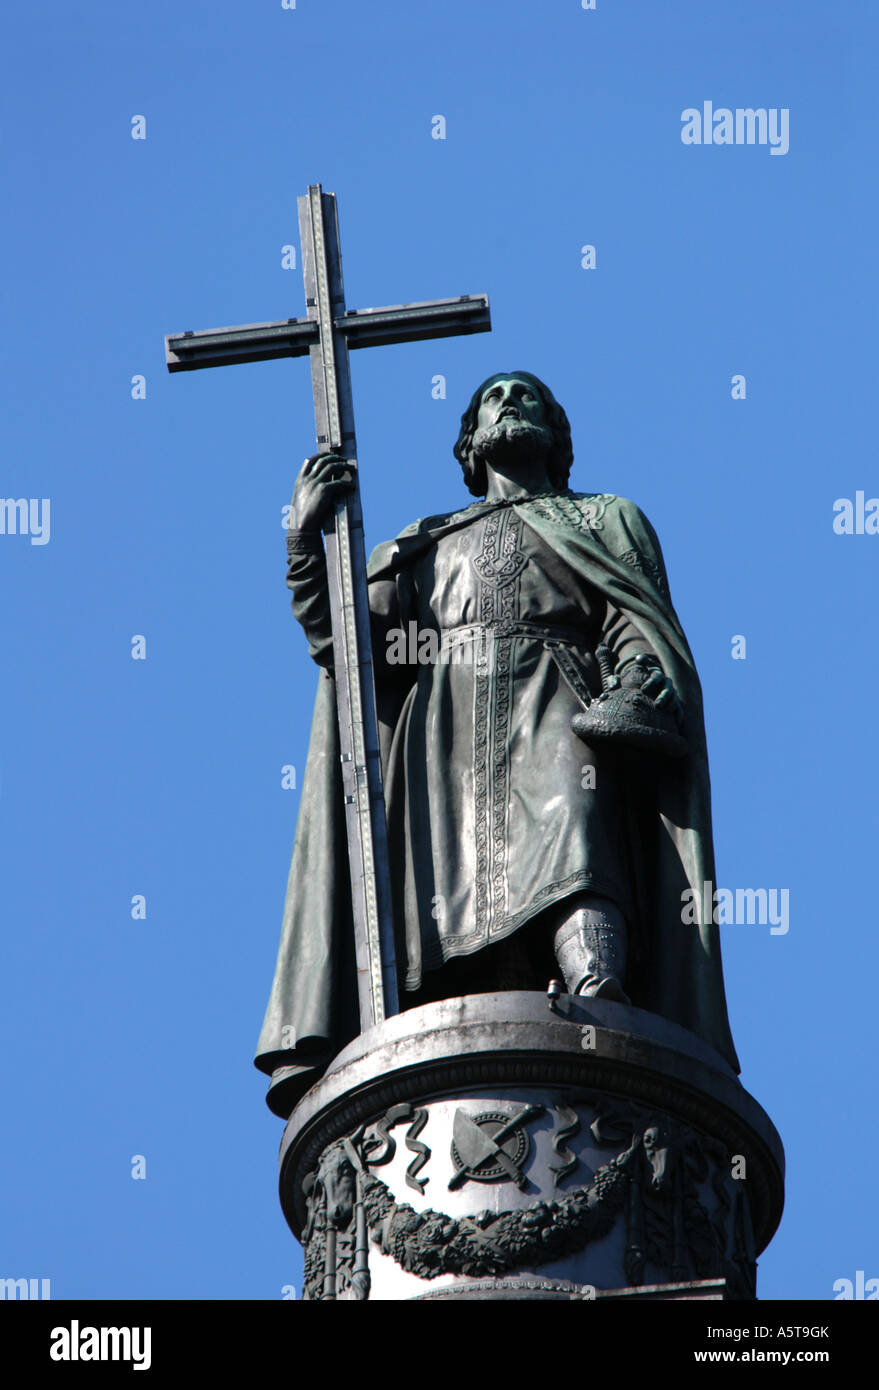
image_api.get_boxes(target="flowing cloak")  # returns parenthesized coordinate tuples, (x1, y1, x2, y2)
(255, 492, 740, 1117)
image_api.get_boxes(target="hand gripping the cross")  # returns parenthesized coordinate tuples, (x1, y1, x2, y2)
(289, 451, 357, 534)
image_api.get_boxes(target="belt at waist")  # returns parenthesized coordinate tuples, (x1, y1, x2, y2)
(433, 623, 600, 705)
(440, 620, 588, 645)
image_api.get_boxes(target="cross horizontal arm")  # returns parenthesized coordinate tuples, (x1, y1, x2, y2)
(165, 293, 489, 372)
(339, 294, 490, 350)
(165, 318, 317, 371)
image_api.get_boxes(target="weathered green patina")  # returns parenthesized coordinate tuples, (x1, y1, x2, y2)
(255, 375, 739, 1115)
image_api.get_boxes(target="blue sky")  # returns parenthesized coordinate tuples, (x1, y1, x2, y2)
(1, 0, 876, 1300)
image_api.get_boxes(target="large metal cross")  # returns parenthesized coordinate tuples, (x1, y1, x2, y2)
(165, 184, 491, 1033)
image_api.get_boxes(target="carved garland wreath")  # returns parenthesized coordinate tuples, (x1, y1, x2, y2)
(304, 1135, 636, 1297)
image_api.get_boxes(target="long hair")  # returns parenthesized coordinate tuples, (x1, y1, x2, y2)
(453, 372, 574, 498)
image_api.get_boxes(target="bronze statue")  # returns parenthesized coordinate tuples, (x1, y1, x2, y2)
(255, 372, 739, 1116)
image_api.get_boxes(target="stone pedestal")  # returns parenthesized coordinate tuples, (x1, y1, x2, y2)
(278, 994, 784, 1301)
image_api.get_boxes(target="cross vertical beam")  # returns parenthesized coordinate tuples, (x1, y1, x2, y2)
(165, 183, 491, 1033)
(298, 186, 398, 1030)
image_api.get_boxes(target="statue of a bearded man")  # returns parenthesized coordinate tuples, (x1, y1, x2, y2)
(255, 372, 739, 1117)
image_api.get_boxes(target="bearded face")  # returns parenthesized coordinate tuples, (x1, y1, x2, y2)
(470, 414, 554, 468)
(470, 376, 554, 471)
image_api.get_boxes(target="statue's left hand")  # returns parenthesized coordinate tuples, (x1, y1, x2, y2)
(621, 655, 683, 725)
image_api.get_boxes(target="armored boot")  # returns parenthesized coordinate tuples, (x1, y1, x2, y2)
(553, 897, 630, 1003)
